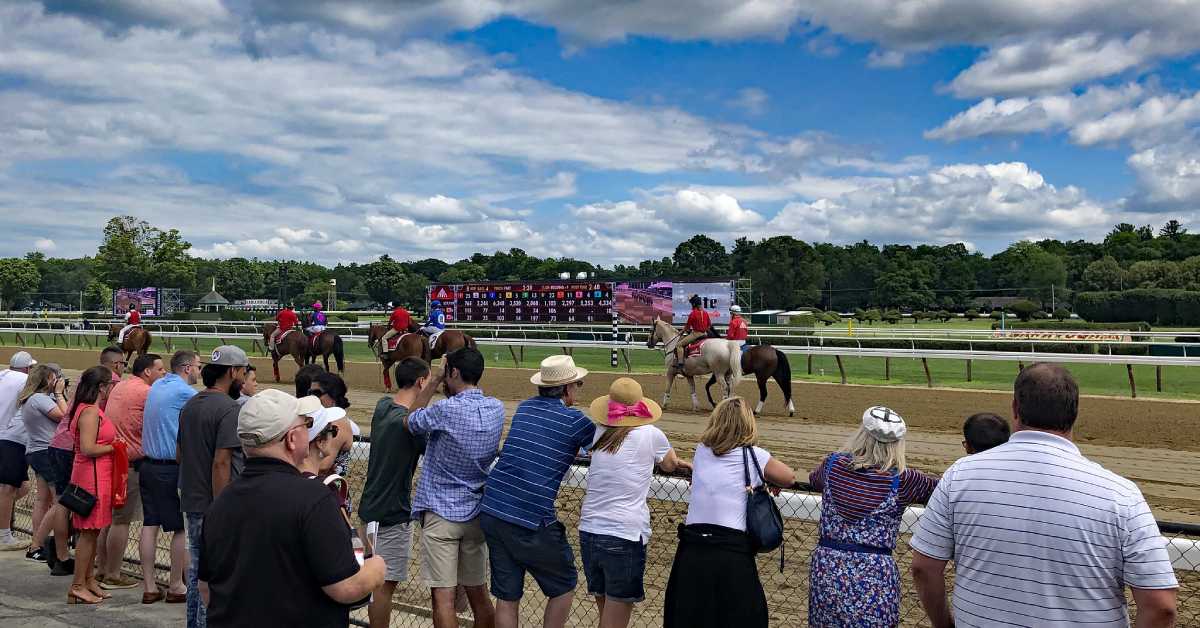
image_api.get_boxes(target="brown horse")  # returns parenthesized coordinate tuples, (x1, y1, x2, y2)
(106, 325, 152, 368)
(305, 330, 345, 374)
(367, 323, 427, 391)
(262, 322, 308, 382)
(705, 345, 794, 416)
(430, 330, 476, 360)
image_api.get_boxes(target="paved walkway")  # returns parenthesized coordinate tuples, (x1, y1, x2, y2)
(0, 550, 182, 627)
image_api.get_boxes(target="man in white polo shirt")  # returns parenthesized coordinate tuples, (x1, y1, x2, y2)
(910, 363, 1178, 628)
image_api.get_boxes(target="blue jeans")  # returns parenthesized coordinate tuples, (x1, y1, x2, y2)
(186, 512, 207, 628)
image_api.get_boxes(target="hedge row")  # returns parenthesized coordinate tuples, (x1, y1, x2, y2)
(989, 321, 1152, 332)
(1075, 290, 1200, 326)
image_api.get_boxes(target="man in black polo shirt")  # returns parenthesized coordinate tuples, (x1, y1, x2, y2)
(198, 388, 385, 627)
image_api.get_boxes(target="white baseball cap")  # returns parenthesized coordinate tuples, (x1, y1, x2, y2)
(730, 305, 742, 313)
(862, 406, 907, 443)
(238, 389, 303, 447)
(9, 351, 36, 368)
(307, 407, 347, 442)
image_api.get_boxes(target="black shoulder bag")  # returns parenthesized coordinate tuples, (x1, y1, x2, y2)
(59, 412, 98, 518)
(743, 446, 785, 570)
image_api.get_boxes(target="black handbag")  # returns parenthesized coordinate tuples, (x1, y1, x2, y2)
(59, 412, 98, 518)
(60, 459, 98, 518)
(742, 447, 785, 568)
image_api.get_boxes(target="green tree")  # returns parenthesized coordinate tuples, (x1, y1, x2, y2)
(673, 235, 731, 277)
(964, 308, 979, 321)
(1007, 299, 1041, 321)
(94, 216, 194, 288)
(437, 262, 488, 284)
(1127, 260, 1183, 289)
(1160, 219, 1187, 240)
(746, 236, 824, 308)
(82, 279, 112, 311)
(992, 241, 1067, 305)
(1080, 256, 1126, 291)
(730, 237, 756, 277)
(0, 258, 40, 312)
(1053, 307, 1071, 321)
(213, 258, 265, 301)
(361, 256, 427, 306)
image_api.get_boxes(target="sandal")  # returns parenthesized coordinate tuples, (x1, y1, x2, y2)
(67, 586, 103, 605)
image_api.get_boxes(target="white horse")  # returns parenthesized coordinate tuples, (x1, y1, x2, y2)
(646, 318, 743, 411)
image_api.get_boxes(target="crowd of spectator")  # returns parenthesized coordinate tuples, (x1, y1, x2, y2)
(0, 344, 1183, 627)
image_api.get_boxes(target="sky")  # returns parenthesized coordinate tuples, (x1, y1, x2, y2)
(3, 1, 1200, 266)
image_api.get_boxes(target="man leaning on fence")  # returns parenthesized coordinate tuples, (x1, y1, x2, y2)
(480, 356, 596, 628)
(404, 347, 503, 628)
(911, 363, 1179, 628)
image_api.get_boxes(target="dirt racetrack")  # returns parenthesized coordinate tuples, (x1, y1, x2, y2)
(15, 346, 1200, 523)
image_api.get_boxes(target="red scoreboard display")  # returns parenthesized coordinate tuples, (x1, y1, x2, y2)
(441, 282, 613, 323)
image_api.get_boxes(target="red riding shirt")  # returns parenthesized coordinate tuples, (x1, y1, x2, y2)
(727, 315, 748, 340)
(389, 307, 412, 332)
(126, 310, 141, 325)
(276, 308, 299, 332)
(685, 308, 711, 333)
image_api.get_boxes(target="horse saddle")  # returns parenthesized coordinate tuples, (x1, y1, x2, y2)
(308, 330, 324, 348)
(428, 331, 443, 348)
(685, 338, 711, 357)
(277, 328, 296, 341)
(384, 333, 409, 351)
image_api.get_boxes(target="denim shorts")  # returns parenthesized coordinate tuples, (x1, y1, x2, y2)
(27, 448, 72, 495)
(479, 513, 577, 601)
(580, 531, 647, 603)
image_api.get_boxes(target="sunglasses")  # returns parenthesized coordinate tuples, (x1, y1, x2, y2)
(320, 425, 339, 439)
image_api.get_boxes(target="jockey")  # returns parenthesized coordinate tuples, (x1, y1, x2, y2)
(727, 304, 749, 350)
(117, 303, 141, 344)
(419, 300, 446, 338)
(305, 301, 328, 337)
(375, 301, 412, 357)
(675, 294, 712, 364)
(271, 303, 299, 351)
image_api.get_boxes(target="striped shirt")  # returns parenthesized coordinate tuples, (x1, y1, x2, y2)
(408, 388, 505, 523)
(480, 396, 596, 529)
(910, 430, 1178, 627)
(810, 454, 937, 521)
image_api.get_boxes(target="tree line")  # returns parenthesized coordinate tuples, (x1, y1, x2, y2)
(1, 216, 1199, 313)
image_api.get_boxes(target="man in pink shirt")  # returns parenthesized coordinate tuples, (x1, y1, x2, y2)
(97, 353, 165, 590)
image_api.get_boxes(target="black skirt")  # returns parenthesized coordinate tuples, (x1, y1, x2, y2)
(663, 524, 768, 628)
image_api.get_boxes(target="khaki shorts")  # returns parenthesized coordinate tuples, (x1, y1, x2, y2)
(418, 512, 487, 589)
(111, 464, 142, 525)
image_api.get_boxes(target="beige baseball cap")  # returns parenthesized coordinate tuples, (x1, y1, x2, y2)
(239, 388, 313, 447)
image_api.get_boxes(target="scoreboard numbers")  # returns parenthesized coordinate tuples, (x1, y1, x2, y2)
(431, 282, 614, 324)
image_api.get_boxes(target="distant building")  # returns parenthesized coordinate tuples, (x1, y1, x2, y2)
(197, 278, 230, 312)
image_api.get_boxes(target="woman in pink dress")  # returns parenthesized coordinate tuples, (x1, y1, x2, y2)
(66, 366, 121, 605)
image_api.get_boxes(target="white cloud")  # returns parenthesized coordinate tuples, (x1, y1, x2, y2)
(652, 189, 765, 230)
(34, 238, 56, 252)
(866, 49, 906, 68)
(1127, 136, 1200, 209)
(730, 87, 769, 116)
(274, 227, 329, 244)
(1072, 91, 1200, 146)
(927, 83, 1146, 141)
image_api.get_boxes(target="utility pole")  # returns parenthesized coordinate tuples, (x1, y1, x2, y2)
(1051, 284, 1056, 312)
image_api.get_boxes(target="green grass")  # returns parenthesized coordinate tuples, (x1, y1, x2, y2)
(5, 331, 1197, 400)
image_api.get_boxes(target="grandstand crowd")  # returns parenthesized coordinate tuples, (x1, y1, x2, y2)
(0, 345, 1181, 627)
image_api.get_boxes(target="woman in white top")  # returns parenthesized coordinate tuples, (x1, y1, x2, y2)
(579, 378, 691, 628)
(663, 396, 797, 628)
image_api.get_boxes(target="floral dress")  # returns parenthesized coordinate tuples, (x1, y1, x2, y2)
(808, 453, 904, 627)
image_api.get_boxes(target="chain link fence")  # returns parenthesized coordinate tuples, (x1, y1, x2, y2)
(13, 441, 1200, 626)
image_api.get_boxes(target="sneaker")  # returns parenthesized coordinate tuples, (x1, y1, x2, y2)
(25, 546, 47, 562)
(99, 574, 140, 590)
(50, 558, 74, 576)
(0, 536, 28, 551)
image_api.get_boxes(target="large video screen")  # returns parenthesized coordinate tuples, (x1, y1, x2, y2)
(113, 287, 159, 317)
(431, 282, 614, 323)
(614, 281, 672, 324)
(671, 282, 735, 326)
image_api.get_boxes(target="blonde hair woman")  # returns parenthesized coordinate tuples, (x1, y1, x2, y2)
(807, 407, 938, 627)
(663, 397, 796, 628)
(19, 364, 73, 571)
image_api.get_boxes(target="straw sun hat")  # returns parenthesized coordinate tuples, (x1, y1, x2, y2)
(530, 355, 589, 387)
(588, 377, 663, 428)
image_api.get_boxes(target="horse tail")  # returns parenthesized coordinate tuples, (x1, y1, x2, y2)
(773, 348, 792, 403)
(333, 335, 345, 372)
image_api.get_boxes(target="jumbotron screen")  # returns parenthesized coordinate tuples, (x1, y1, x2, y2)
(431, 282, 614, 323)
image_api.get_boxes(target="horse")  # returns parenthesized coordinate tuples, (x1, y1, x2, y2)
(705, 345, 795, 416)
(262, 322, 308, 383)
(305, 329, 345, 374)
(430, 330, 476, 360)
(645, 318, 743, 411)
(367, 323, 428, 391)
(106, 325, 152, 369)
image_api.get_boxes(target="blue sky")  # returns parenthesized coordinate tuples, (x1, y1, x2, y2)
(3, 1, 1200, 265)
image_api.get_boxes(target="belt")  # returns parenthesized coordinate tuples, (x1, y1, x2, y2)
(818, 538, 892, 555)
(144, 458, 178, 466)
